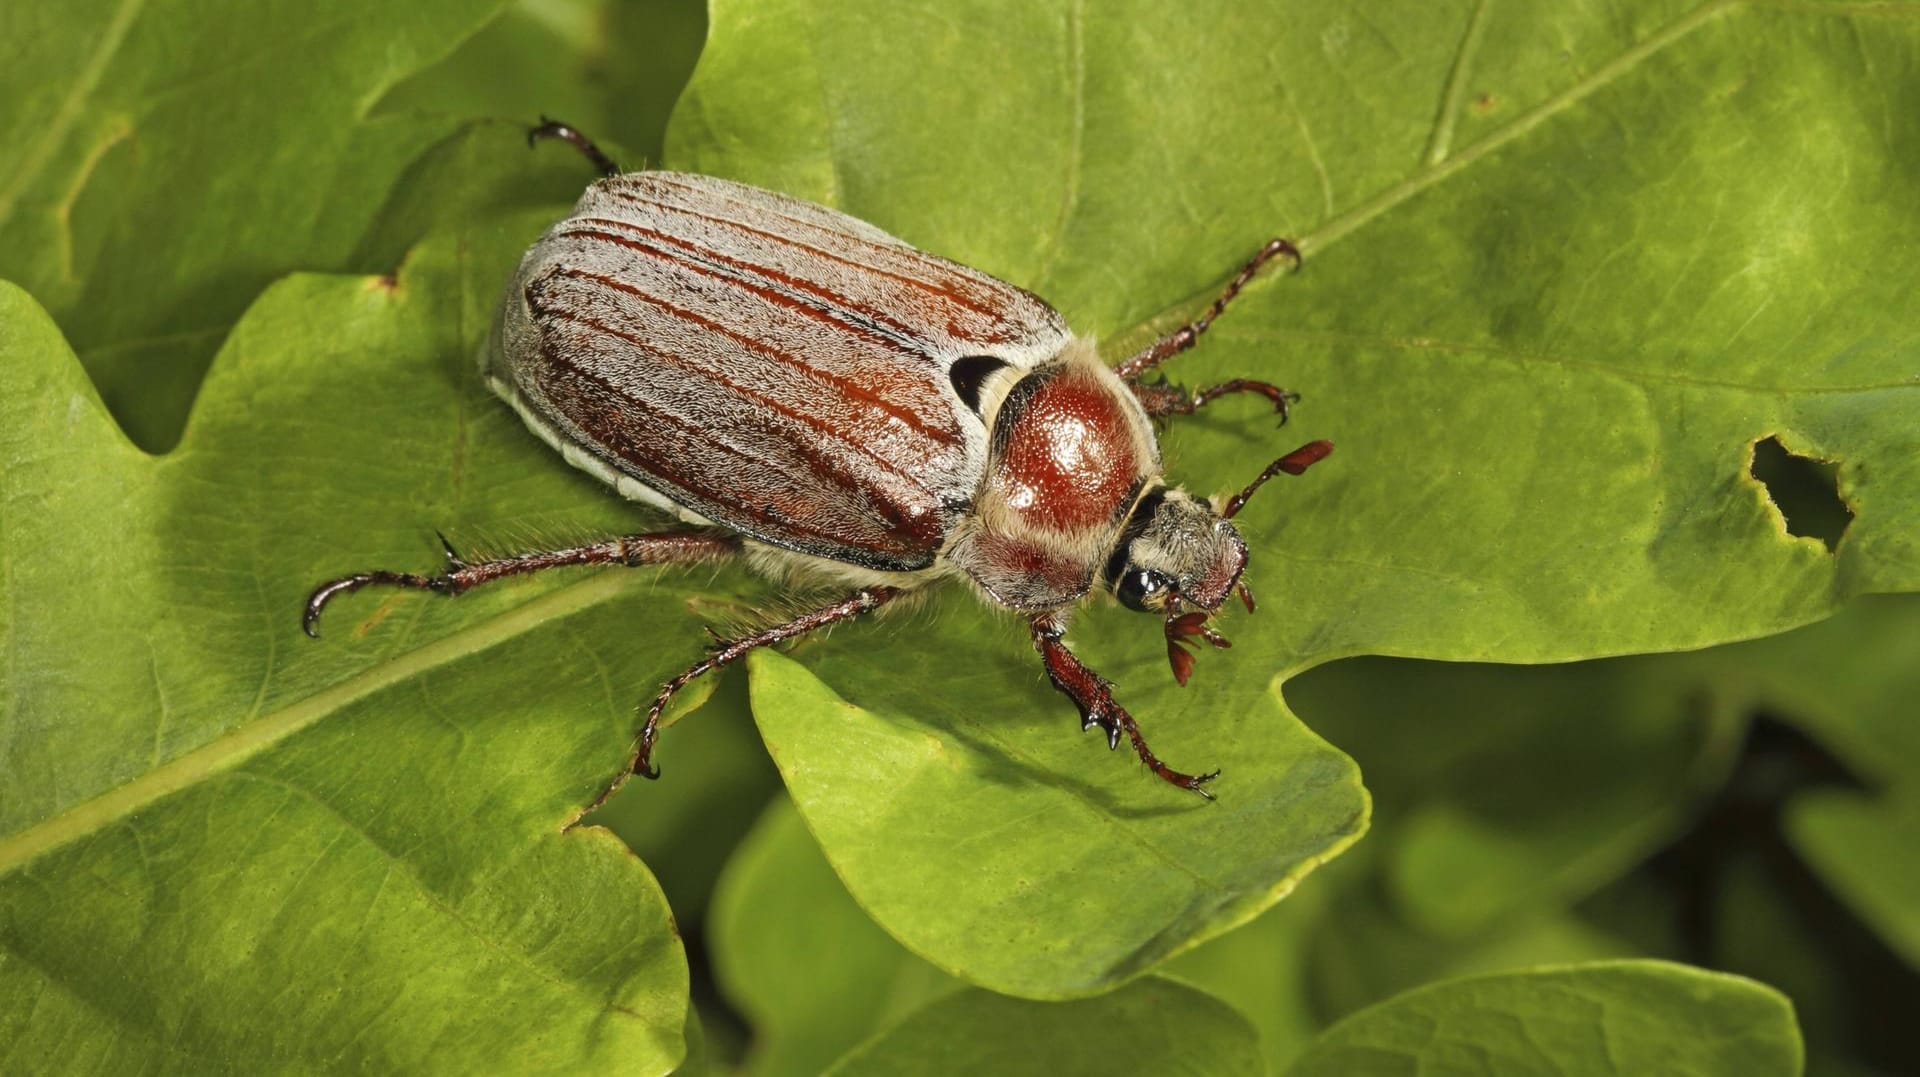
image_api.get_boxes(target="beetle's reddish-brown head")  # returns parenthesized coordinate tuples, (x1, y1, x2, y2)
(1105, 487, 1250, 685)
(1106, 487, 1249, 612)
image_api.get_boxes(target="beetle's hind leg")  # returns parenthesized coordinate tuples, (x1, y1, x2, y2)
(580, 586, 904, 816)
(1114, 237, 1301, 382)
(527, 115, 621, 178)
(302, 530, 740, 638)
(1029, 613, 1219, 799)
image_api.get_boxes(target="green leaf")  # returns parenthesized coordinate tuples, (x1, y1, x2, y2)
(663, 0, 1920, 999)
(0, 216, 702, 1067)
(711, 797, 958, 1077)
(0, 0, 510, 449)
(748, 642, 1366, 997)
(1287, 961, 1803, 1077)
(823, 976, 1264, 1077)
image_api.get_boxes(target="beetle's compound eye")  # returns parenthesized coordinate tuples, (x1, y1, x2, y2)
(1117, 569, 1172, 612)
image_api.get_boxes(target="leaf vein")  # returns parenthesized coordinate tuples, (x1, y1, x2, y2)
(235, 770, 655, 1024)
(0, 0, 147, 229)
(0, 572, 645, 877)
(1423, 0, 1495, 165)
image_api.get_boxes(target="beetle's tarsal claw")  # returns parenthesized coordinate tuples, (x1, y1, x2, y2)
(301, 568, 451, 639)
(301, 580, 349, 638)
(1185, 770, 1222, 800)
(1275, 390, 1302, 427)
(1080, 710, 1124, 751)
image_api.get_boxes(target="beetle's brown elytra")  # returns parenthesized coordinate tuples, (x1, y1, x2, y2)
(304, 119, 1333, 807)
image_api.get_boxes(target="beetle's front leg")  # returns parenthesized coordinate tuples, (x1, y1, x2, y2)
(1028, 613, 1220, 799)
(1114, 237, 1301, 382)
(1131, 378, 1299, 423)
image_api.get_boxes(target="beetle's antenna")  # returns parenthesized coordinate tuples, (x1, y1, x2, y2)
(1222, 440, 1334, 519)
(528, 116, 621, 178)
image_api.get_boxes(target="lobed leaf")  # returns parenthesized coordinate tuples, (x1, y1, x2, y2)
(0, 212, 706, 1069)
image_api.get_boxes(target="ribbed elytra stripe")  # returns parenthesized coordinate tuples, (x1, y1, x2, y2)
(602, 186, 1021, 331)
(536, 336, 932, 554)
(541, 301, 939, 526)
(546, 262, 960, 445)
(562, 221, 929, 357)
(574, 215, 996, 352)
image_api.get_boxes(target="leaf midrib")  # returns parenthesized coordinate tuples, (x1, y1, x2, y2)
(0, 0, 1787, 878)
(0, 571, 643, 875)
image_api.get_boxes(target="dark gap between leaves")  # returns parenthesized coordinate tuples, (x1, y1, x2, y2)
(1749, 435, 1852, 552)
(1626, 714, 1919, 1073)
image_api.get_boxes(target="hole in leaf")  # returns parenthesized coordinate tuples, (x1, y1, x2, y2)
(1748, 435, 1851, 552)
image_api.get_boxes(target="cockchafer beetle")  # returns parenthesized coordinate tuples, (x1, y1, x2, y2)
(305, 119, 1333, 806)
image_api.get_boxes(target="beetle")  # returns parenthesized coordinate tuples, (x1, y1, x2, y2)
(304, 119, 1333, 807)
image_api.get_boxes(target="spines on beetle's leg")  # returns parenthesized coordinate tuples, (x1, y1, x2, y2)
(1029, 613, 1220, 799)
(302, 530, 740, 637)
(1115, 238, 1301, 382)
(578, 586, 904, 818)
(528, 115, 621, 177)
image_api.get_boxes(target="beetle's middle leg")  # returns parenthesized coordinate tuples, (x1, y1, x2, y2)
(1114, 237, 1301, 382)
(580, 586, 903, 814)
(303, 530, 740, 637)
(1029, 612, 1219, 799)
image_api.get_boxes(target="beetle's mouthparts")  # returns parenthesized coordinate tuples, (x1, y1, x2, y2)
(1165, 606, 1233, 687)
